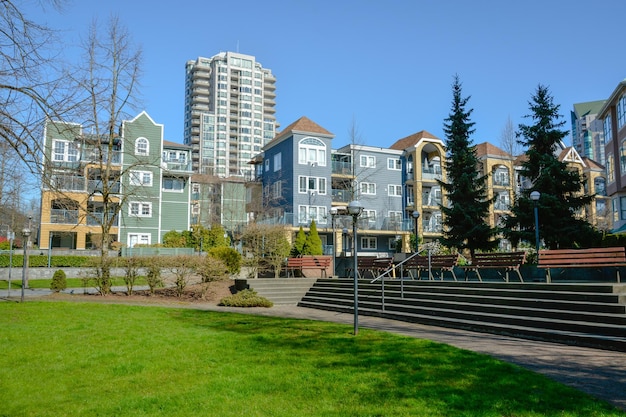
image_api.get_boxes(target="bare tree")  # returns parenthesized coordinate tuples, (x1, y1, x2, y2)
(43, 16, 144, 294)
(499, 116, 521, 157)
(0, 1, 69, 171)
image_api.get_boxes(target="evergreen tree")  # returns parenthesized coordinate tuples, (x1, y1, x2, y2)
(503, 85, 599, 249)
(439, 75, 499, 258)
(304, 220, 323, 256)
(291, 226, 306, 256)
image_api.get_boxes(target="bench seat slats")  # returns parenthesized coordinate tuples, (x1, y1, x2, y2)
(462, 252, 526, 282)
(400, 254, 459, 280)
(538, 247, 626, 283)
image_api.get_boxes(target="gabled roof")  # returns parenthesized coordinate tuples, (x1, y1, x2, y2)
(573, 100, 606, 117)
(475, 142, 512, 159)
(581, 156, 605, 171)
(163, 139, 190, 149)
(559, 146, 586, 167)
(264, 116, 333, 150)
(389, 130, 440, 150)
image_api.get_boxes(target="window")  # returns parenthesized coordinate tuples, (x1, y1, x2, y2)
(297, 205, 327, 225)
(298, 176, 327, 194)
(129, 170, 153, 187)
(135, 138, 149, 155)
(618, 94, 626, 129)
(621, 197, 626, 221)
(163, 177, 185, 192)
(273, 152, 282, 171)
(360, 182, 376, 195)
(388, 185, 402, 197)
(361, 237, 377, 249)
(52, 139, 79, 162)
(620, 141, 626, 173)
(388, 238, 398, 251)
(264, 159, 269, 172)
(298, 137, 326, 166)
(388, 211, 402, 222)
(360, 155, 376, 168)
(604, 115, 613, 145)
(129, 202, 152, 217)
(362, 209, 376, 224)
(607, 154, 615, 183)
(128, 233, 150, 248)
(494, 167, 509, 186)
(387, 158, 401, 170)
(271, 181, 282, 199)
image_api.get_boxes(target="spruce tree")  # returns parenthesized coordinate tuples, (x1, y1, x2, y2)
(291, 226, 306, 256)
(303, 220, 323, 256)
(504, 85, 599, 249)
(439, 75, 498, 258)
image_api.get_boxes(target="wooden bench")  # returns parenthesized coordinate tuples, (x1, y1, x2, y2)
(538, 247, 626, 283)
(461, 251, 526, 282)
(346, 257, 393, 279)
(399, 254, 460, 280)
(286, 256, 331, 278)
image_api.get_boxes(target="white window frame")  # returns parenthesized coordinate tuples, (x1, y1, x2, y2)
(264, 159, 270, 172)
(361, 237, 377, 249)
(129, 170, 153, 187)
(388, 185, 402, 197)
(297, 205, 328, 225)
(298, 176, 327, 195)
(135, 137, 149, 156)
(360, 182, 376, 195)
(388, 238, 398, 251)
(52, 139, 79, 162)
(360, 155, 376, 168)
(298, 137, 327, 166)
(387, 158, 401, 170)
(129, 202, 152, 218)
(273, 152, 282, 171)
(128, 233, 150, 248)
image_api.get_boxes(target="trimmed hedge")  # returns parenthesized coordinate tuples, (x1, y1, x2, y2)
(0, 255, 98, 268)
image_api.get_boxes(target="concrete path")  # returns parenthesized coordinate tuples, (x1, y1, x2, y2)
(2, 290, 625, 411)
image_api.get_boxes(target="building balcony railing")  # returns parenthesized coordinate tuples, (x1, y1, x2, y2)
(49, 175, 85, 192)
(258, 212, 413, 232)
(493, 178, 510, 187)
(88, 180, 121, 194)
(50, 209, 79, 224)
(494, 202, 510, 211)
(331, 161, 353, 176)
(163, 161, 193, 173)
(332, 189, 352, 203)
(86, 212, 119, 227)
(422, 167, 442, 181)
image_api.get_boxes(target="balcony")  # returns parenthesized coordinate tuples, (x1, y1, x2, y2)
(332, 161, 353, 176)
(50, 209, 79, 224)
(86, 212, 119, 227)
(88, 180, 121, 194)
(163, 160, 193, 173)
(332, 189, 352, 204)
(422, 166, 442, 181)
(50, 175, 85, 192)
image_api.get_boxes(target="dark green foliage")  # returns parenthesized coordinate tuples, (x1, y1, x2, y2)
(162, 230, 187, 248)
(0, 255, 92, 268)
(303, 220, 323, 256)
(50, 269, 67, 292)
(291, 226, 306, 256)
(207, 246, 241, 274)
(198, 255, 229, 283)
(439, 75, 499, 258)
(218, 289, 273, 307)
(503, 85, 600, 249)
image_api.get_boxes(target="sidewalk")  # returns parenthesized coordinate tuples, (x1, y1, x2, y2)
(2, 289, 625, 411)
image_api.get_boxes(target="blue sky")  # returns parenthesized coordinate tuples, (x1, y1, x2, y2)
(28, 0, 626, 149)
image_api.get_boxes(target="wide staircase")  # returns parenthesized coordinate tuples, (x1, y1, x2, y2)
(298, 279, 626, 352)
(241, 278, 318, 305)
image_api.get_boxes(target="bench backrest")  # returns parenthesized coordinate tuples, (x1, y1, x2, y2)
(472, 251, 526, 268)
(404, 253, 460, 269)
(538, 247, 626, 267)
(287, 256, 331, 268)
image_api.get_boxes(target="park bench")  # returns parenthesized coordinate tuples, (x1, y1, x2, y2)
(286, 256, 331, 278)
(461, 251, 526, 282)
(346, 257, 393, 279)
(538, 247, 626, 283)
(399, 253, 460, 280)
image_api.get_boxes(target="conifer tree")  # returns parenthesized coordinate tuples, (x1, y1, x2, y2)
(291, 226, 306, 256)
(503, 85, 599, 249)
(439, 75, 498, 258)
(304, 220, 323, 256)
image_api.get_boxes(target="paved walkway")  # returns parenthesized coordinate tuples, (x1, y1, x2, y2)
(3, 289, 625, 411)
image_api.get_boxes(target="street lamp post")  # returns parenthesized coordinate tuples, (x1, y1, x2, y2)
(530, 191, 541, 257)
(21, 217, 32, 303)
(412, 210, 420, 253)
(329, 207, 338, 278)
(347, 200, 364, 335)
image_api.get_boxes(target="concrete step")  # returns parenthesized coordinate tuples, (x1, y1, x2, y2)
(237, 278, 317, 305)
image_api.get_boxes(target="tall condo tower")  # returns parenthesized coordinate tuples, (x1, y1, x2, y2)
(184, 52, 278, 177)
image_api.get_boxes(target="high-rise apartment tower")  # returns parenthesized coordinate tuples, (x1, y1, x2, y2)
(184, 52, 278, 177)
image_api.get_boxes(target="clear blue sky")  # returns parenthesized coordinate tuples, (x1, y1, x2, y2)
(27, 0, 626, 149)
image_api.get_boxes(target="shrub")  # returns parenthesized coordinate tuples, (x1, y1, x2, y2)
(50, 269, 67, 292)
(219, 289, 273, 308)
(144, 257, 164, 295)
(207, 246, 241, 275)
(198, 255, 229, 283)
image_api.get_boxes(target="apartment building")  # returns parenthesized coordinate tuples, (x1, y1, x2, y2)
(40, 111, 192, 250)
(184, 52, 278, 232)
(571, 100, 606, 165)
(597, 79, 626, 232)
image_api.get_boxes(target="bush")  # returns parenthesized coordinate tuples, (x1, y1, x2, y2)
(207, 246, 241, 275)
(198, 255, 229, 283)
(144, 256, 164, 295)
(50, 269, 67, 292)
(219, 289, 273, 308)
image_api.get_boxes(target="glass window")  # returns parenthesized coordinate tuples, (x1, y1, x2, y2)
(360, 155, 376, 168)
(387, 158, 401, 170)
(607, 154, 615, 183)
(618, 94, 626, 129)
(129, 170, 153, 186)
(298, 176, 326, 194)
(297, 205, 327, 225)
(621, 196, 626, 221)
(273, 152, 281, 171)
(298, 137, 327, 166)
(163, 178, 185, 191)
(52, 140, 79, 162)
(360, 182, 376, 195)
(388, 185, 402, 197)
(361, 237, 377, 249)
(135, 138, 149, 156)
(604, 115, 613, 145)
(129, 202, 152, 217)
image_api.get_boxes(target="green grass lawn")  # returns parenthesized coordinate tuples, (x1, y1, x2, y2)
(0, 277, 147, 290)
(0, 302, 623, 417)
